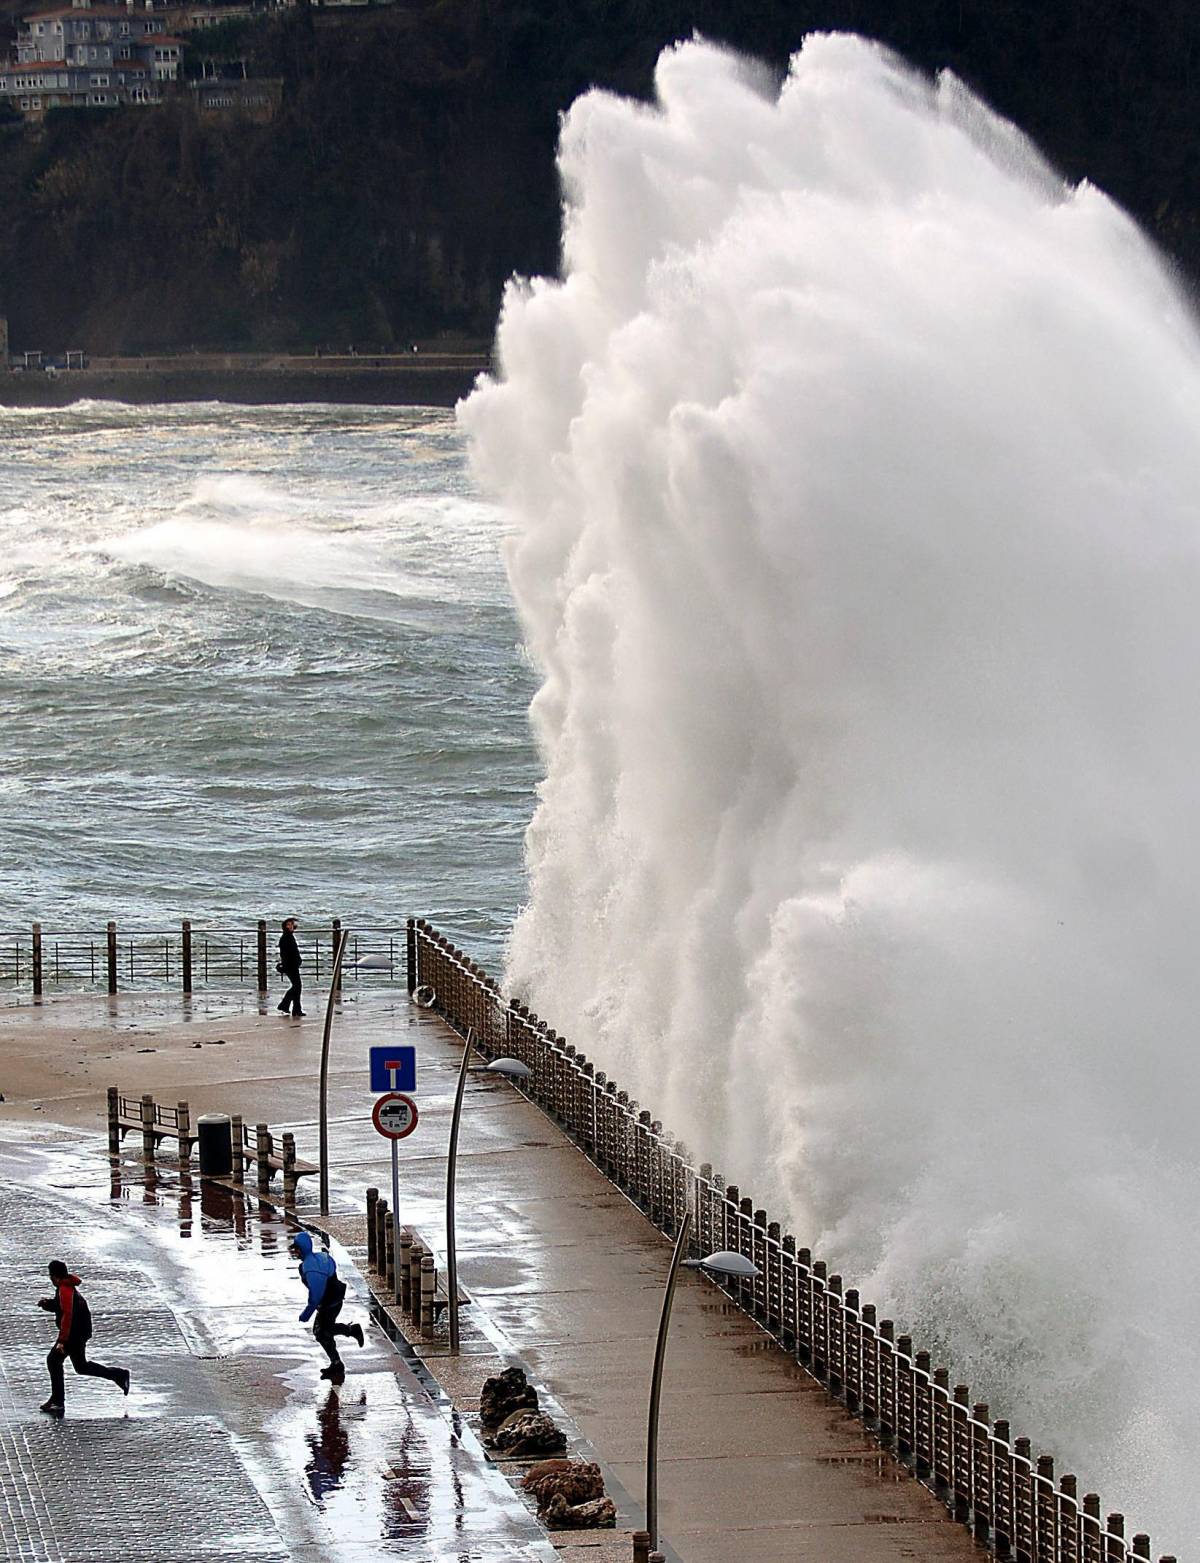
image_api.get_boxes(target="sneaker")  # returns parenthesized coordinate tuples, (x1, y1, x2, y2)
(39, 1399, 63, 1415)
(117, 1369, 130, 1397)
(319, 1363, 342, 1380)
(350, 1323, 364, 1349)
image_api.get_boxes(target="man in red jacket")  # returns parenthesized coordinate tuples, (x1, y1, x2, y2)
(38, 1260, 130, 1414)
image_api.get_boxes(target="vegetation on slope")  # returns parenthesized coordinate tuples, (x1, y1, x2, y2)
(1, 0, 1198, 352)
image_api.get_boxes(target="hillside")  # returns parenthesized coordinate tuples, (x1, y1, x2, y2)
(1, 0, 1199, 354)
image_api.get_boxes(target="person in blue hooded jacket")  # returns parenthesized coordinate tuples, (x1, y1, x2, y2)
(291, 1231, 364, 1380)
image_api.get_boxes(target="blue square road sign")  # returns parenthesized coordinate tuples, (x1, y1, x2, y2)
(370, 1044, 417, 1093)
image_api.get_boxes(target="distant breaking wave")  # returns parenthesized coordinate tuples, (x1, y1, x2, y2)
(461, 33, 1200, 1550)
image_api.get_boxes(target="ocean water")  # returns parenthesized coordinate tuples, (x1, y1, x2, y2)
(462, 34, 1200, 1550)
(0, 400, 538, 956)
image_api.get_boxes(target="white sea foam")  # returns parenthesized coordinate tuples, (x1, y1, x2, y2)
(461, 33, 1200, 1548)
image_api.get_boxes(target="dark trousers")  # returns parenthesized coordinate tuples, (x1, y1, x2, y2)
(47, 1343, 122, 1403)
(279, 971, 302, 1014)
(313, 1295, 355, 1366)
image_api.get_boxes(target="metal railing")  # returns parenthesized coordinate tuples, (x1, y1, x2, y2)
(0, 920, 409, 995)
(407, 916, 1175, 1563)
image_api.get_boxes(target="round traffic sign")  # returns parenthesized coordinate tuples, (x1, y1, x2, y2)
(372, 1092, 419, 1140)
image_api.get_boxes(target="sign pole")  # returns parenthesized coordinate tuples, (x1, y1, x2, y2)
(389, 1065, 401, 1288)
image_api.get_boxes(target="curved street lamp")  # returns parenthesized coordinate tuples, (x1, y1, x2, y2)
(445, 1036, 532, 1351)
(318, 924, 350, 1217)
(645, 1209, 760, 1553)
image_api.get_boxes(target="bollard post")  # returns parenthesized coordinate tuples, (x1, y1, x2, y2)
(230, 1115, 244, 1184)
(107, 1086, 120, 1156)
(408, 1237, 423, 1319)
(632, 1531, 651, 1563)
(256, 1123, 271, 1194)
(257, 920, 268, 993)
(399, 1230, 412, 1310)
(107, 921, 118, 994)
(375, 1198, 389, 1285)
(181, 919, 192, 995)
(32, 922, 42, 998)
(383, 1210, 396, 1298)
(177, 1101, 191, 1166)
(420, 1252, 435, 1337)
(366, 1187, 379, 1269)
(281, 1132, 297, 1204)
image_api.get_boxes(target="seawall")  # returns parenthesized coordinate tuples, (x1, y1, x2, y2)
(0, 352, 489, 407)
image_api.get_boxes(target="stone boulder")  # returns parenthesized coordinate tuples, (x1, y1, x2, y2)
(543, 1493, 618, 1530)
(523, 1459, 606, 1512)
(479, 1366, 539, 1429)
(485, 1408, 568, 1457)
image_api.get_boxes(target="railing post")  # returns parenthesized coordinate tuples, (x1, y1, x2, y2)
(31, 922, 42, 998)
(230, 1114, 244, 1184)
(257, 920, 268, 992)
(406, 915, 417, 994)
(256, 1123, 271, 1193)
(181, 919, 192, 995)
(107, 1085, 120, 1156)
(177, 1100, 191, 1166)
(107, 921, 118, 994)
(141, 1092, 155, 1160)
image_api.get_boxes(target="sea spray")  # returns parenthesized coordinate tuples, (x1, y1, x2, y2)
(460, 33, 1200, 1547)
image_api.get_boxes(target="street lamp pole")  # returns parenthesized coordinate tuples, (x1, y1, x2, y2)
(645, 1223, 760, 1554)
(318, 923, 348, 1217)
(646, 1209, 692, 1554)
(445, 1045, 531, 1353)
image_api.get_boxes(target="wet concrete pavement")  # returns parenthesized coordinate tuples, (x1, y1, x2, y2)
(0, 1129, 558, 1563)
(0, 989, 983, 1560)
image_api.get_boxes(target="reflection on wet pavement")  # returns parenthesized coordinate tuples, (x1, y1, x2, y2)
(0, 1133, 557, 1562)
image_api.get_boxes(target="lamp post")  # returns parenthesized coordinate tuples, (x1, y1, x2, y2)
(445, 1037, 531, 1351)
(317, 923, 349, 1217)
(645, 1211, 759, 1553)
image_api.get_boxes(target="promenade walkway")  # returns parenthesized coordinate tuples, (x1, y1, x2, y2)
(0, 1128, 556, 1563)
(0, 989, 982, 1562)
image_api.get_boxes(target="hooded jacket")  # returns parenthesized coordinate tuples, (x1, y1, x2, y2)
(41, 1275, 91, 1348)
(293, 1232, 340, 1321)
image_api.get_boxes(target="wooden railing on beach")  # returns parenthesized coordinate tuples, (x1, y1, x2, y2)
(407, 916, 1175, 1563)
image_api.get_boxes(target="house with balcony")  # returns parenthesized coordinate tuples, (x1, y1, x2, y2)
(0, 3, 184, 115)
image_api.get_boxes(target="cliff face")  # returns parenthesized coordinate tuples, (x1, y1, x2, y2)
(2, 0, 1199, 354)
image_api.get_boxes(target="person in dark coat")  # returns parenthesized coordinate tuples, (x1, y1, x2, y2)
(277, 916, 305, 1017)
(38, 1260, 130, 1414)
(292, 1231, 364, 1382)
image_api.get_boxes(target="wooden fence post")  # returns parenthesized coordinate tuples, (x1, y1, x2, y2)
(107, 1086, 120, 1156)
(257, 921, 268, 993)
(399, 1230, 412, 1310)
(32, 922, 42, 998)
(375, 1198, 389, 1285)
(282, 1132, 297, 1204)
(230, 1114, 244, 1184)
(141, 1092, 156, 1159)
(177, 1100, 191, 1166)
(107, 922, 118, 994)
(181, 919, 192, 995)
(632, 1532, 651, 1563)
(420, 1252, 435, 1337)
(366, 1187, 379, 1269)
(256, 1123, 271, 1193)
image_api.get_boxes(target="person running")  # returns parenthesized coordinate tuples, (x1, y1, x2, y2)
(38, 1261, 130, 1414)
(277, 916, 305, 1017)
(292, 1232, 363, 1381)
